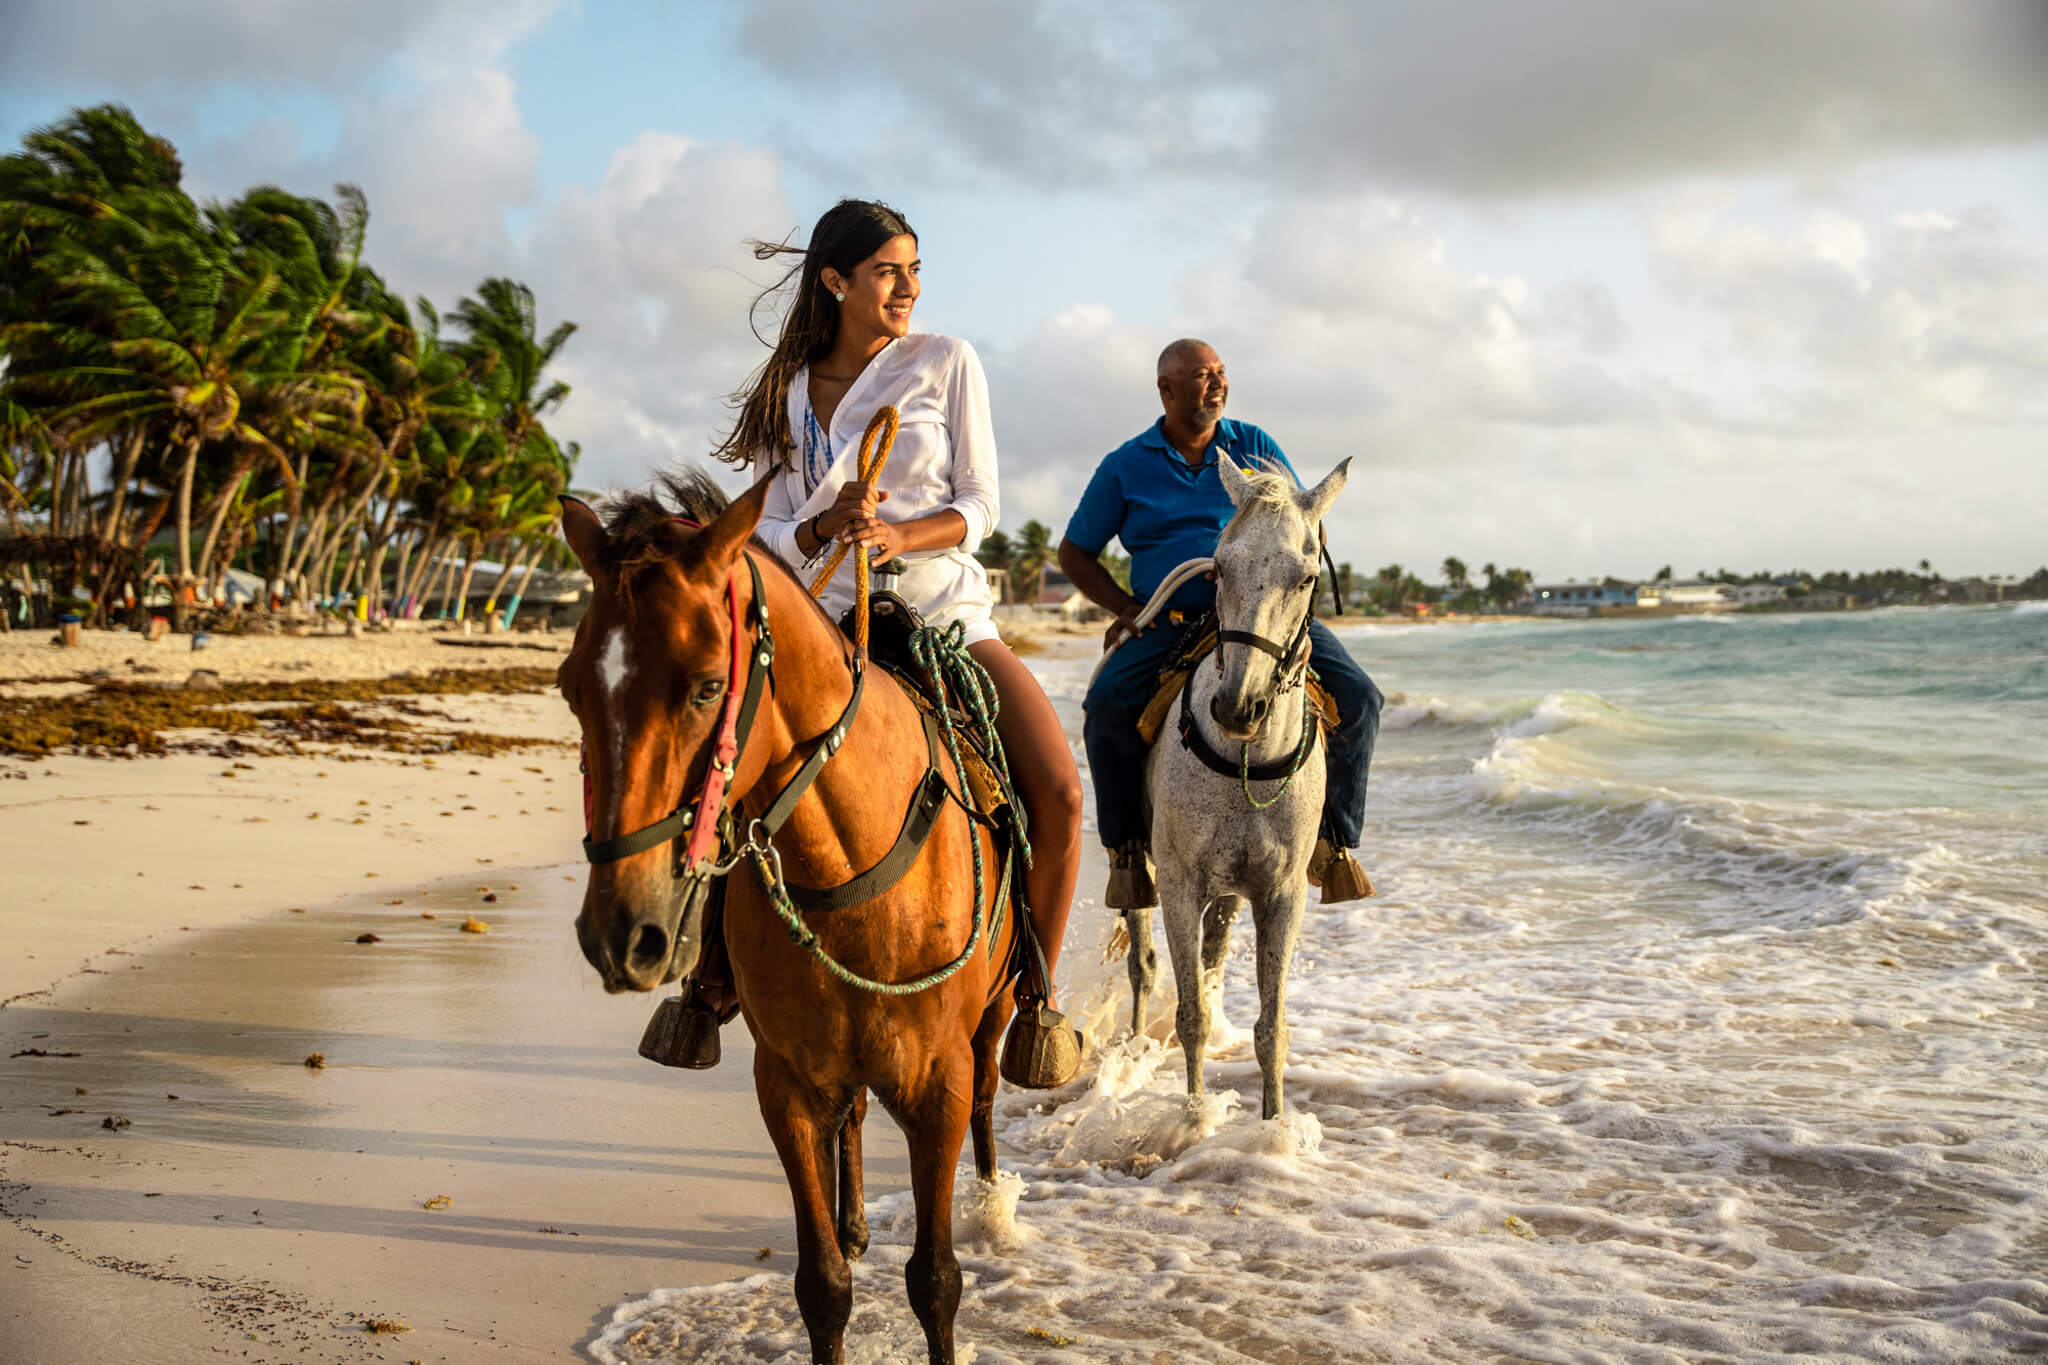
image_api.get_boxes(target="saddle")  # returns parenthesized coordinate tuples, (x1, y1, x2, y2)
(1133, 615, 1340, 748)
(854, 591, 1021, 830)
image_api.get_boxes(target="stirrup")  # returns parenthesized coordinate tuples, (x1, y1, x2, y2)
(1308, 836, 1375, 903)
(1105, 839, 1157, 910)
(999, 999, 1083, 1089)
(637, 982, 724, 1069)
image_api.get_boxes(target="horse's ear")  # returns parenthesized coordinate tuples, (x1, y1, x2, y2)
(685, 473, 771, 579)
(559, 495, 606, 574)
(1217, 453, 1253, 508)
(1303, 458, 1351, 525)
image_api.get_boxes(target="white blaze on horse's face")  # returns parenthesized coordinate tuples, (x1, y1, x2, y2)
(598, 626, 634, 771)
(1209, 455, 1352, 742)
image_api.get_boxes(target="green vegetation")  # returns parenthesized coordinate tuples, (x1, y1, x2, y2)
(975, 519, 1070, 603)
(1, 104, 578, 627)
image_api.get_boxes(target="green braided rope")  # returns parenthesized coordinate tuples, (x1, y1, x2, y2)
(909, 620, 1033, 868)
(1239, 701, 1318, 811)
(747, 620, 1014, 995)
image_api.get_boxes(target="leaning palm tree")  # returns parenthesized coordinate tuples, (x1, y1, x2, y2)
(448, 277, 575, 467)
(3, 222, 358, 617)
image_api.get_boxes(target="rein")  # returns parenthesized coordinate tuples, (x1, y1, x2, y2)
(581, 405, 1015, 996)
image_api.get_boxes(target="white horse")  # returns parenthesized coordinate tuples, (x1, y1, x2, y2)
(1121, 454, 1350, 1120)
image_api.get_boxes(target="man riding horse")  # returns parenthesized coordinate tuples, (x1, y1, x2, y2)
(1057, 338, 1383, 905)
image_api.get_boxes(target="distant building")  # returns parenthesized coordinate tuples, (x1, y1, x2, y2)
(1657, 580, 1738, 610)
(1734, 583, 1786, 606)
(1530, 582, 1639, 616)
(1785, 589, 1852, 611)
(1937, 578, 1998, 604)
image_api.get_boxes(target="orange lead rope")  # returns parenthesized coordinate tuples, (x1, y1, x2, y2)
(806, 405, 900, 657)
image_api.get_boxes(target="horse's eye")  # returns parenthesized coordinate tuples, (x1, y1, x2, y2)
(691, 679, 725, 709)
(1300, 575, 1318, 593)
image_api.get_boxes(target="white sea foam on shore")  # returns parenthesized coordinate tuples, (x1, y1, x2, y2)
(591, 606, 2048, 1364)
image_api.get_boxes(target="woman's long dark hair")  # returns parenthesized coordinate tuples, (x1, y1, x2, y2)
(712, 198, 917, 470)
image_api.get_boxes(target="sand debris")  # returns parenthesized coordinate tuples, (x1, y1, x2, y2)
(101, 1115, 131, 1130)
(362, 1318, 414, 1334)
(421, 1195, 452, 1211)
(355, 932, 381, 944)
(460, 916, 489, 934)
(303, 1053, 326, 1069)
(0, 666, 563, 759)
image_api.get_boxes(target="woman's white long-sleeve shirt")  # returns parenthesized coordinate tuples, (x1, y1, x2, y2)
(757, 333, 1001, 643)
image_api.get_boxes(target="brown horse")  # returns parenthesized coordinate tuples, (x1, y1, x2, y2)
(557, 471, 1021, 1365)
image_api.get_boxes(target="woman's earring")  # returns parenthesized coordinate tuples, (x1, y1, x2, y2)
(834, 291, 846, 302)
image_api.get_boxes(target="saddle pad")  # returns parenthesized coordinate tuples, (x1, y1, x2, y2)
(1134, 634, 1339, 747)
(899, 674, 1014, 822)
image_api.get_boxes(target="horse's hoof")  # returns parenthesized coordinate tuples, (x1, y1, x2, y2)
(1000, 1002, 1084, 1089)
(637, 995, 723, 1069)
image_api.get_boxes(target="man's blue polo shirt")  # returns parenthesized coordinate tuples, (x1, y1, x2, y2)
(1065, 416, 1300, 612)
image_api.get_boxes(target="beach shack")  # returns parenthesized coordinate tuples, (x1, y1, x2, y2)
(1530, 581, 1640, 616)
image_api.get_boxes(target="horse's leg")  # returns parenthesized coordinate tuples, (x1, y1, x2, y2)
(898, 1059, 974, 1364)
(1122, 906, 1158, 1036)
(835, 1088, 869, 1263)
(1252, 888, 1308, 1121)
(758, 1063, 854, 1364)
(969, 998, 1008, 1183)
(1156, 862, 1210, 1098)
(1199, 893, 1242, 1022)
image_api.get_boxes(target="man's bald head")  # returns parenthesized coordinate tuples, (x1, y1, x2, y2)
(1157, 338, 1219, 379)
(1156, 339, 1228, 437)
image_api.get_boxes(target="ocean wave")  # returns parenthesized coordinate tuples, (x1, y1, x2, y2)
(1464, 748, 1950, 927)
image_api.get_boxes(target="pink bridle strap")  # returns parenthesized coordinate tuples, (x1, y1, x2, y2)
(681, 568, 748, 868)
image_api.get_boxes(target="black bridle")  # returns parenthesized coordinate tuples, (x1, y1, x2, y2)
(1179, 569, 1320, 780)
(580, 552, 865, 875)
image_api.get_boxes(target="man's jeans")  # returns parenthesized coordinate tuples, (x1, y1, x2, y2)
(1081, 618, 1382, 852)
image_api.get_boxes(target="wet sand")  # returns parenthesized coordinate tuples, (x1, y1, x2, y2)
(2, 866, 913, 1364)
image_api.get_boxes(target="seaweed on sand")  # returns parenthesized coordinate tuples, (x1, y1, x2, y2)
(0, 667, 566, 759)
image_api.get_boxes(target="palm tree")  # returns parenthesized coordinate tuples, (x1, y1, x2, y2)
(450, 278, 575, 467)
(1012, 519, 1055, 604)
(1441, 556, 1469, 593)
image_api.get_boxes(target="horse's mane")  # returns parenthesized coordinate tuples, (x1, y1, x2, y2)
(598, 469, 730, 573)
(1217, 463, 1304, 548)
(594, 470, 829, 625)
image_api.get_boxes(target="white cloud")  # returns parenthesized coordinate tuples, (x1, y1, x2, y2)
(978, 189, 2046, 578)
(0, 0, 560, 95)
(735, 0, 2048, 197)
(1652, 197, 2048, 428)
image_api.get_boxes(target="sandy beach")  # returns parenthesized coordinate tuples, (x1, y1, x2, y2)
(0, 621, 1100, 1364)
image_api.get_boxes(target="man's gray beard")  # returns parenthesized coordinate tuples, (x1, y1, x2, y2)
(1197, 402, 1225, 424)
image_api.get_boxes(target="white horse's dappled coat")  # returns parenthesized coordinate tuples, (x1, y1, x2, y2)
(1123, 454, 1351, 1121)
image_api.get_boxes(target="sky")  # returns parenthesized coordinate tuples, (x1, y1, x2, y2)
(3, 0, 2045, 582)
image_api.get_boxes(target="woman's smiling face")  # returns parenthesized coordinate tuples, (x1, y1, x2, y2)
(830, 233, 920, 340)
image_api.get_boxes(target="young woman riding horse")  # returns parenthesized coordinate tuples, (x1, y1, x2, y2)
(559, 200, 1083, 1364)
(720, 199, 1083, 1070)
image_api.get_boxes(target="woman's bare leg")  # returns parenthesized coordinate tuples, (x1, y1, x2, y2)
(969, 638, 1083, 1006)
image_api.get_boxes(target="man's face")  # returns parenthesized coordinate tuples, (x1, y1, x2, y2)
(1159, 346, 1228, 429)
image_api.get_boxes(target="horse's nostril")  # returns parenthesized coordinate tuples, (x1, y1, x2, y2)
(627, 921, 670, 972)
